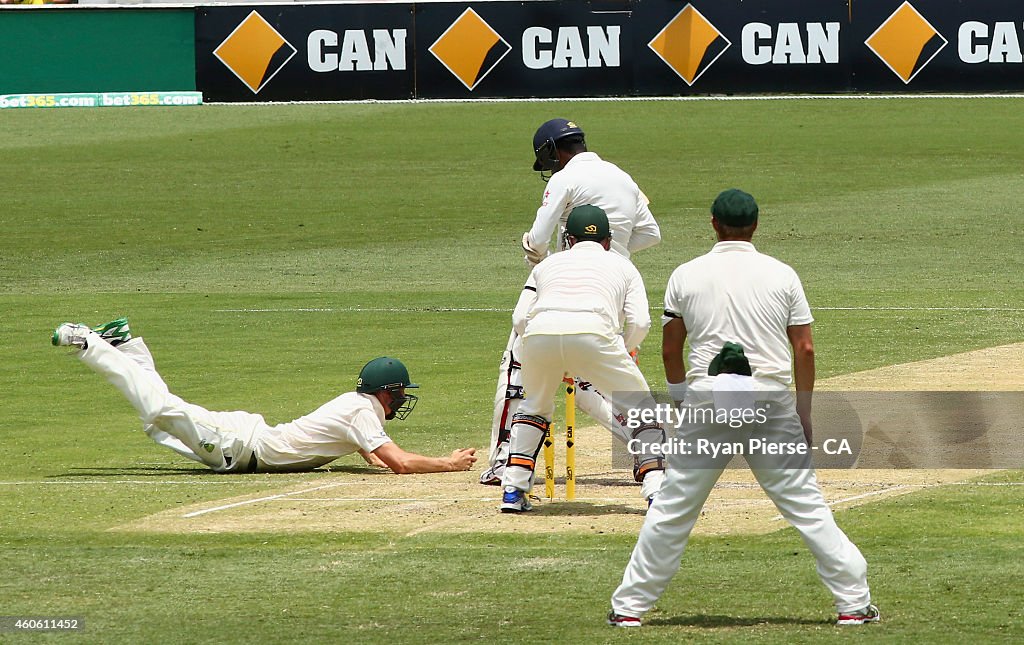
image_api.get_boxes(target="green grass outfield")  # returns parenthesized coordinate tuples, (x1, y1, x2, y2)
(1, 98, 1022, 642)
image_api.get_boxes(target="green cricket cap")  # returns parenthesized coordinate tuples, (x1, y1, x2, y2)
(565, 205, 610, 242)
(357, 357, 418, 393)
(708, 342, 753, 376)
(711, 188, 759, 227)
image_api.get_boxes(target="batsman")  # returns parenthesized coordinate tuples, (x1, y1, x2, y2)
(481, 118, 664, 501)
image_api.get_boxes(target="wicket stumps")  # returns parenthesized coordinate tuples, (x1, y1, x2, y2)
(542, 377, 576, 500)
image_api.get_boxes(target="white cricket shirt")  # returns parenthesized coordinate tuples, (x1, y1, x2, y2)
(254, 392, 393, 470)
(526, 152, 661, 259)
(513, 241, 651, 351)
(663, 241, 813, 385)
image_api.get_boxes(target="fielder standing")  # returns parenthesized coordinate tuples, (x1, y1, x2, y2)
(608, 189, 878, 626)
(52, 319, 477, 474)
(482, 118, 663, 493)
(499, 206, 666, 512)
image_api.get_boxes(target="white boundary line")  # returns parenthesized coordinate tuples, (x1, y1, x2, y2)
(274, 481, 1024, 506)
(6, 480, 1016, 519)
(216, 94, 1024, 106)
(179, 481, 1024, 518)
(828, 486, 910, 505)
(284, 497, 498, 502)
(0, 480, 250, 486)
(768, 482, 1002, 521)
(3, 480, 1019, 488)
(215, 307, 507, 313)
(215, 306, 1024, 314)
(771, 486, 908, 521)
(2, 481, 1015, 489)
(181, 482, 358, 518)
(816, 306, 1024, 312)
(278, 496, 633, 503)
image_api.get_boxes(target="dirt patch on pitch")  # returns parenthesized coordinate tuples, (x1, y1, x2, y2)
(821, 342, 1024, 391)
(115, 452, 985, 537)
(117, 343, 1024, 537)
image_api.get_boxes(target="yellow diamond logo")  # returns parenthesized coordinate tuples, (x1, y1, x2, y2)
(214, 11, 297, 94)
(648, 4, 731, 86)
(866, 2, 947, 84)
(429, 8, 511, 91)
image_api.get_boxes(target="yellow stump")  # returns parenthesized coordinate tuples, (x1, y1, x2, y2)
(543, 419, 555, 499)
(564, 379, 576, 501)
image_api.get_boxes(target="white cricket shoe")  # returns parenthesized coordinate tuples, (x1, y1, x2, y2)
(837, 603, 880, 625)
(51, 323, 91, 349)
(607, 610, 642, 627)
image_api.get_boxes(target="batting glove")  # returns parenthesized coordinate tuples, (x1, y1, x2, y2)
(522, 232, 548, 266)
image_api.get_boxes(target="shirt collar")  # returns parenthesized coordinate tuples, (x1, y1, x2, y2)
(711, 241, 757, 253)
(360, 392, 388, 423)
(564, 151, 599, 167)
(570, 240, 606, 251)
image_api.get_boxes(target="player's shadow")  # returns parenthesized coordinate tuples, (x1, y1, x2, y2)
(574, 475, 635, 487)
(52, 463, 391, 478)
(52, 466, 218, 477)
(319, 464, 392, 475)
(526, 501, 647, 516)
(647, 614, 827, 627)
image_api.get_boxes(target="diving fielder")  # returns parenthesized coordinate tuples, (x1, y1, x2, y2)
(481, 118, 662, 490)
(607, 189, 878, 627)
(52, 319, 477, 474)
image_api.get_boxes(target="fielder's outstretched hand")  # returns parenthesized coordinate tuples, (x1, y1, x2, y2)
(451, 448, 478, 471)
(359, 449, 389, 469)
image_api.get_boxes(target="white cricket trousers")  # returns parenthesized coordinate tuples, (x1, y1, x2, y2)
(488, 330, 635, 466)
(611, 406, 871, 616)
(77, 333, 262, 472)
(501, 332, 657, 492)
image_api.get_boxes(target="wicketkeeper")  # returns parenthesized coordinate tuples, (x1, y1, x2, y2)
(499, 206, 666, 512)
